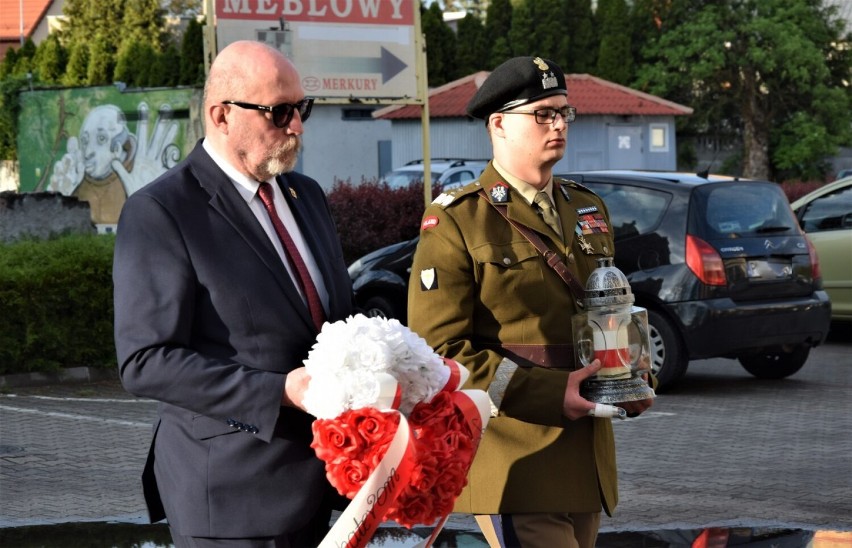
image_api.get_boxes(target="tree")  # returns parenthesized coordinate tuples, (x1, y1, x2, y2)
(86, 33, 113, 85)
(179, 17, 205, 85)
(455, 13, 489, 76)
(123, 0, 165, 47)
(0, 75, 28, 161)
(484, 0, 513, 68)
(63, 42, 90, 87)
(11, 38, 37, 78)
(596, 0, 633, 84)
(32, 34, 67, 84)
(505, 0, 568, 65)
(564, 0, 598, 74)
(60, 0, 125, 62)
(422, 2, 457, 86)
(636, 0, 852, 180)
(0, 48, 19, 80)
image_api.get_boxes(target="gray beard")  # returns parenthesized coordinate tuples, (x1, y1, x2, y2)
(258, 137, 302, 180)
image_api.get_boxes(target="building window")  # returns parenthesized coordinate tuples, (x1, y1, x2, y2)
(342, 108, 376, 121)
(650, 124, 668, 152)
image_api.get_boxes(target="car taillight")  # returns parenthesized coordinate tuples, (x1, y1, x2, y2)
(686, 234, 726, 286)
(805, 236, 821, 280)
(692, 527, 730, 548)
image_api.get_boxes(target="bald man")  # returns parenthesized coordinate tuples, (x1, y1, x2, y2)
(113, 41, 355, 547)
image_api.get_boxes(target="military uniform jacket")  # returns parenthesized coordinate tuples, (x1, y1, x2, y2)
(407, 162, 618, 515)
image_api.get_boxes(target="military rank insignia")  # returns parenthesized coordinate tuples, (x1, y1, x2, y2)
(420, 268, 438, 291)
(489, 182, 510, 203)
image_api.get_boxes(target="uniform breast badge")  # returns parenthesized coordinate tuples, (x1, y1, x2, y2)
(489, 182, 510, 203)
(575, 225, 595, 254)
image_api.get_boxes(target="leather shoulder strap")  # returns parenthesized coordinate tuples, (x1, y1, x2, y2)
(477, 190, 585, 305)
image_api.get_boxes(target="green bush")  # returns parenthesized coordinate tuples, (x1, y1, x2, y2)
(0, 234, 116, 374)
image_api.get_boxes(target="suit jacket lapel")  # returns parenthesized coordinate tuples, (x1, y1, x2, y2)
(275, 174, 336, 299)
(187, 145, 313, 325)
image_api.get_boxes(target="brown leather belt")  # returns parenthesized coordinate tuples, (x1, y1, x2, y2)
(482, 343, 577, 370)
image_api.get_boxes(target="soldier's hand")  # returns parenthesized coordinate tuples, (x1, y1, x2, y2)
(563, 359, 601, 420)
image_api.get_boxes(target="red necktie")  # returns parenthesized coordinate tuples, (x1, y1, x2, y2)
(257, 182, 326, 331)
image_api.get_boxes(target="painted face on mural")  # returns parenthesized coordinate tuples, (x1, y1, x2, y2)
(79, 105, 131, 180)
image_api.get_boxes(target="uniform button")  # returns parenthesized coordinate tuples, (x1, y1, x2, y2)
(503, 257, 511, 265)
(568, 253, 575, 263)
(603, 246, 610, 254)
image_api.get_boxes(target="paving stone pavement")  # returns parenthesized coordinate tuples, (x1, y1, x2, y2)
(1, 335, 850, 546)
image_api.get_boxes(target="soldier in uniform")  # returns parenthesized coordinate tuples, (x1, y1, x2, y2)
(407, 56, 654, 548)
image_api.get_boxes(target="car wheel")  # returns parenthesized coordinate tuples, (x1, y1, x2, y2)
(647, 309, 688, 391)
(738, 346, 810, 379)
(361, 296, 399, 320)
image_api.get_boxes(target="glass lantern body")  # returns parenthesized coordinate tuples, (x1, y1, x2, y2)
(573, 305, 651, 380)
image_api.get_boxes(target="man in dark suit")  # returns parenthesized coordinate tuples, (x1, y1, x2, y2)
(113, 40, 354, 547)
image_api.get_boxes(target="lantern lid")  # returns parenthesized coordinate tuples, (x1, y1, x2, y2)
(583, 257, 635, 308)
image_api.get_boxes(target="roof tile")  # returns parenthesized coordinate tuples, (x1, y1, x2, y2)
(376, 72, 692, 120)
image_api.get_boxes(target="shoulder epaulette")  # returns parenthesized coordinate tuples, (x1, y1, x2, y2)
(555, 176, 596, 195)
(430, 180, 482, 208)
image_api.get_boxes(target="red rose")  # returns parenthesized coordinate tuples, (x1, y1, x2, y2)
(434, 428, 474, 461)
(348, 407, 399, 446)
(387, 492, 436, 528)
(311, 418, 362, 461)
(433, 460, 469, 500)
(408, 452, 439, 492)
(408, 392, 455, 426)
(331, 457, 372, 499)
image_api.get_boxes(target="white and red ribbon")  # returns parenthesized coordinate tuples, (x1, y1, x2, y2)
(318, 359, 489, 548)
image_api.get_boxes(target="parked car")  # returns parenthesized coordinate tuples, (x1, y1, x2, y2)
(349, 170, 832, 390)
(791, 176, 852, 322)
(348, 237, 419, 323)
(381, 158, 488, 192)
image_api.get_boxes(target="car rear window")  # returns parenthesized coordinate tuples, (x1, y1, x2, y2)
(689, 182, 798, 238)
(584, 183, 670, 239)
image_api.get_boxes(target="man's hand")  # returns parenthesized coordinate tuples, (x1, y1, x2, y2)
(563, 360, 602, 420)
(282, 366, 311, 411)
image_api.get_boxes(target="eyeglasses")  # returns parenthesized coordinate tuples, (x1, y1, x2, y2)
(502, 105, 577, 125)
(222, 98, 314, 128)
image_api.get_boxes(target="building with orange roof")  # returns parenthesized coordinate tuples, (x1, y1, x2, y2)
(0, 0, 66, 62)
(374, 71, 693, 175)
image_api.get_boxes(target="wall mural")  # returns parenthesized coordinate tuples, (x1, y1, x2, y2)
(17, 86, 202, 226)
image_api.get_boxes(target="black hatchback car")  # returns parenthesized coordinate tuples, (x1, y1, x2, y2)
(348, 170, 832, 390)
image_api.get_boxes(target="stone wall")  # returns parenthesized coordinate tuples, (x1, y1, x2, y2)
(0, 191, 95, 244)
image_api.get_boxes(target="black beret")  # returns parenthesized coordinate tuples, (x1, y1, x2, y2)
(467, 56, 567, 120)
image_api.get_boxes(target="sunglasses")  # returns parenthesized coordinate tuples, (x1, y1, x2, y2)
(222, 98, 314, 128)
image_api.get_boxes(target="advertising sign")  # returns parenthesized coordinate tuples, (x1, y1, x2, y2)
(215, 0, 420, 100)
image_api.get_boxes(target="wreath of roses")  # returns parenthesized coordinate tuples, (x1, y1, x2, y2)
(311, 391, 478, 528)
